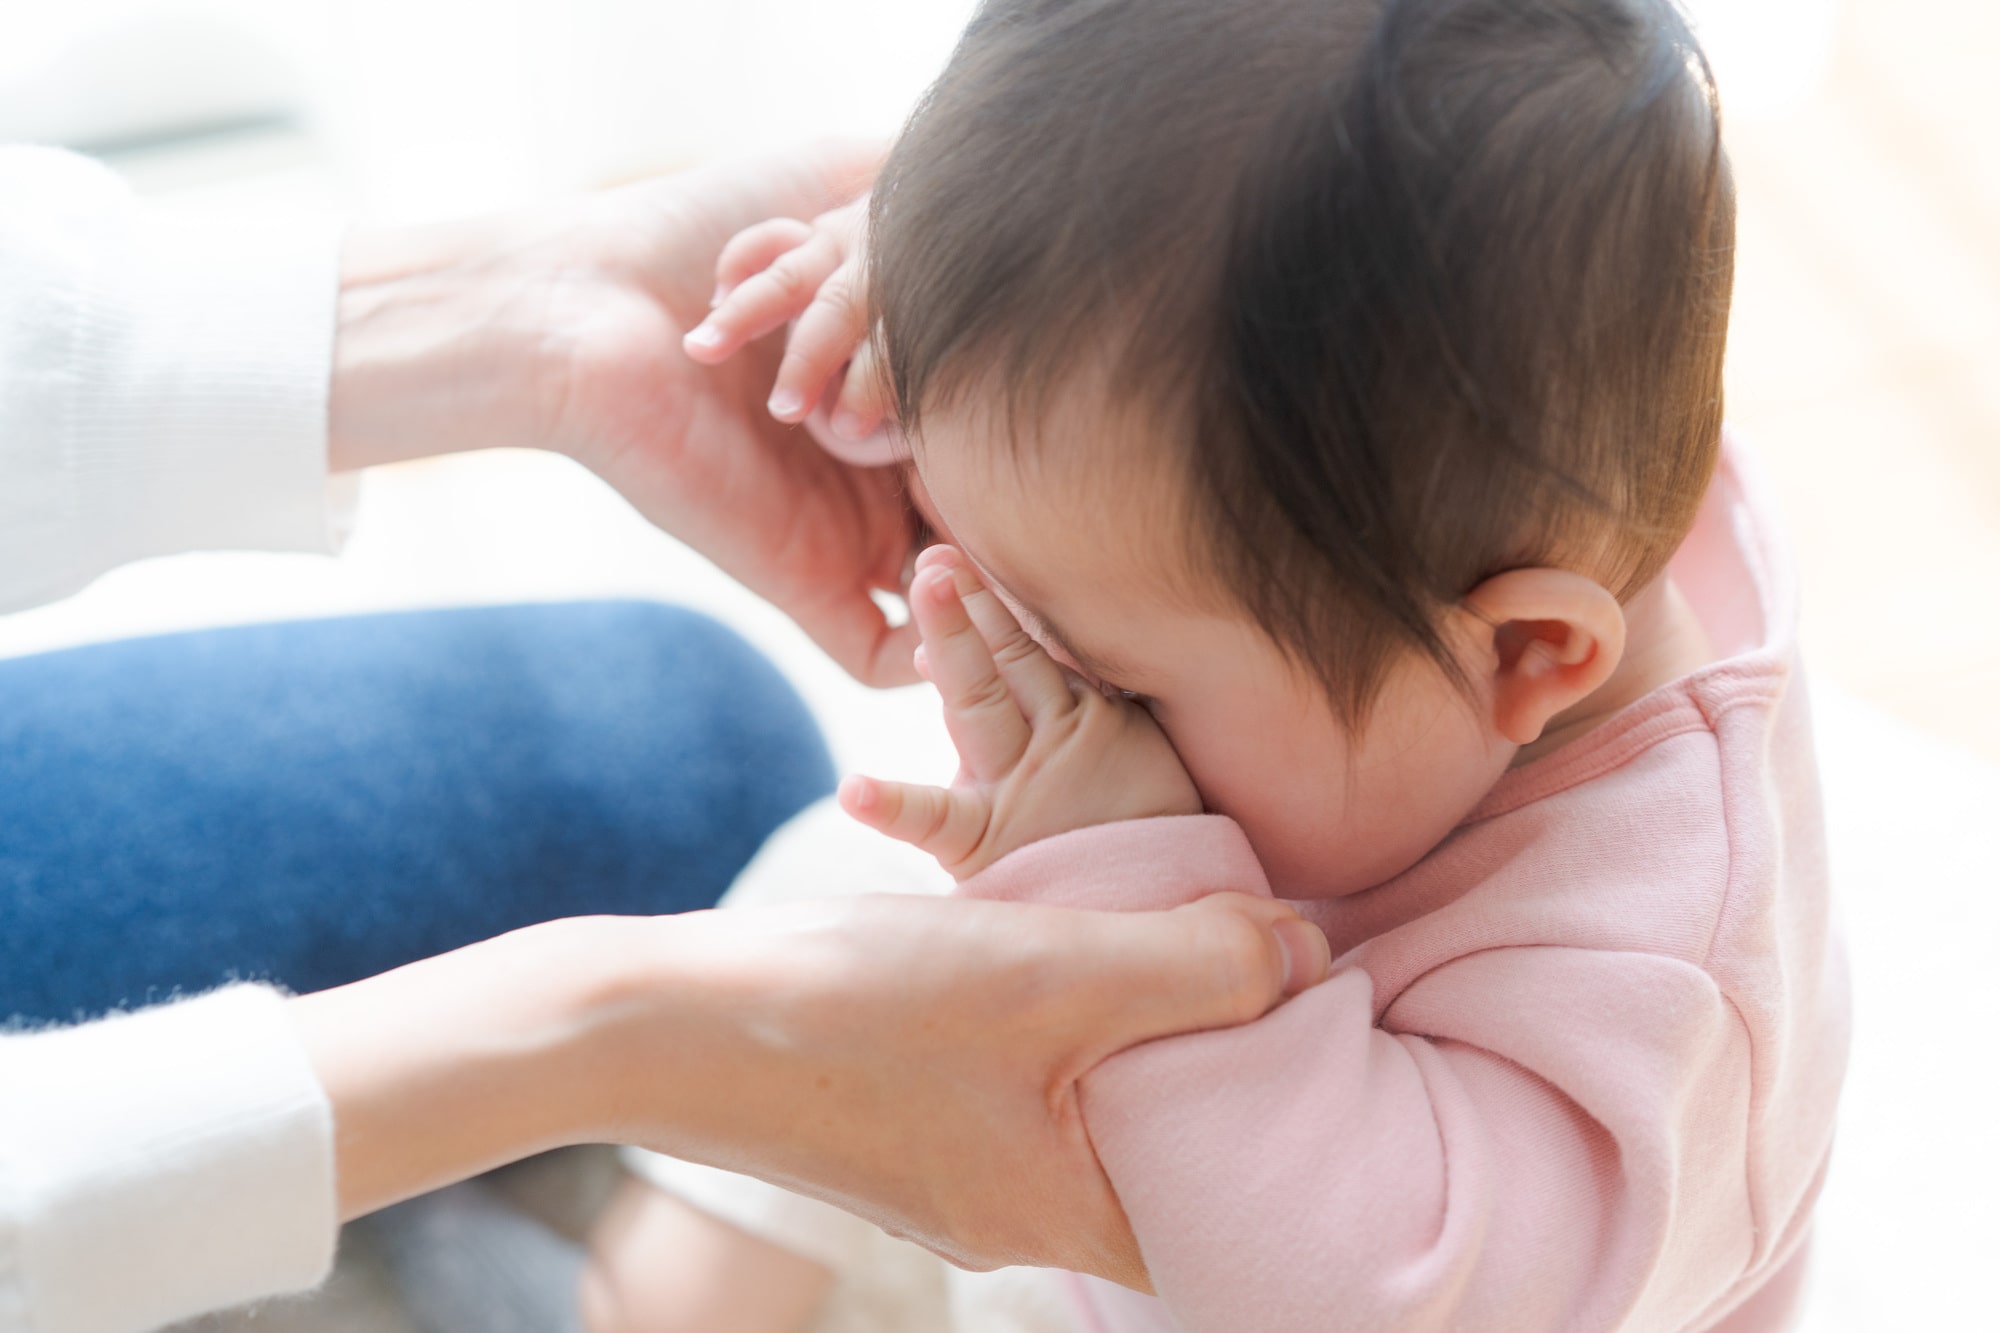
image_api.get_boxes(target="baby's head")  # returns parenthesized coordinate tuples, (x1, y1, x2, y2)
(870, 0, 1735, 896)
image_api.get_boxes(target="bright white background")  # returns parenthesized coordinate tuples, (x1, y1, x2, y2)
(0, 3, 1994, 1331)
(0, 0, 983, 215)
(0, 0, 1848, 209)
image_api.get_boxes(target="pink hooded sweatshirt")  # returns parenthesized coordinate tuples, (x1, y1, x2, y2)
(957, 438, 1848, 1333)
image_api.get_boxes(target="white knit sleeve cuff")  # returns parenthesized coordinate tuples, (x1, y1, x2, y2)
(0, 985, 337, 1333)
(64, 203, 350, 575)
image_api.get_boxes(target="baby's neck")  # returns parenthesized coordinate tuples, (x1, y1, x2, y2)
(1512, 575, 1716, 767)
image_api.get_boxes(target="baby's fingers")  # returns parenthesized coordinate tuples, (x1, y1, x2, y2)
(917, 547, 1072, 723)
(769, 261, 869, 424)
(839, 774, 988, 870)
(911, 560, 1031, 782)
(712, 218, 814, 304)
(684, 225, 844, 365)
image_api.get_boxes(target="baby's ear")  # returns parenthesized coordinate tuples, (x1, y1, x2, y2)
(1455, 569, 1626, 747)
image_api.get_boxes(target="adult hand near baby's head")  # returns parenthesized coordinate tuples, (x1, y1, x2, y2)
(331, 142, 923, 686)
(588, 892, 1332, 1292)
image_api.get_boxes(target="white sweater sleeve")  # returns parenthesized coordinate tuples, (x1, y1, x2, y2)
(0, 145, 349, 615)
(0, 147, 349, 1331)
(0, 986, 338, 1333)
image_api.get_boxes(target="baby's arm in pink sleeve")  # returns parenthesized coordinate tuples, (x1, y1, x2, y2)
(962, 822, 1755, 1333)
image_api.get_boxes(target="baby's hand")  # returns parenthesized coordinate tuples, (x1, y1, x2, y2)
(680, 197, 891, 446)
(840, 546, 1203, 880)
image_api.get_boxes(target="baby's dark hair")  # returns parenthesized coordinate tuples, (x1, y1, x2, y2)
(870, 0, 1736, 723)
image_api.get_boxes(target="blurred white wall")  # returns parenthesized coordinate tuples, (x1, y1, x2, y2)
(1683, 0, 1843, 118)
(0, 0, 981, 219)
(1, 0, 1844, 221)
(313, 0, 981, 216)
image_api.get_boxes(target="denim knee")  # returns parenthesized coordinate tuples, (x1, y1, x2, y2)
(0, 600, 836, 1019)
(558, 600, 838, 853)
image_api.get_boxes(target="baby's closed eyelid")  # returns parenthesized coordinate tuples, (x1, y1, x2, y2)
(1094, 678, 1147, 704)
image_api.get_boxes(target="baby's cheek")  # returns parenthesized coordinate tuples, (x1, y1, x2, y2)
(1162, 713, 1358, 894)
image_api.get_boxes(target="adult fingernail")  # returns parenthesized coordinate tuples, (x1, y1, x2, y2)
(1273, 917, 1331, 995)
(685, 323, 723, 350)
(769, 389, 805, 419)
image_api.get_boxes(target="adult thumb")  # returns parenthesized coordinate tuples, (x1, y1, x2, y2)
(1063, 893, 1331, 1070)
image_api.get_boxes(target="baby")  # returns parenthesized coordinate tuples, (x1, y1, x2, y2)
(584, 1, 1847, 1330)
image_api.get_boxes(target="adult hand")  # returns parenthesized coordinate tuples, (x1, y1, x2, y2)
(329, 143, 922, 685)
(292, 893, 1330, 1291)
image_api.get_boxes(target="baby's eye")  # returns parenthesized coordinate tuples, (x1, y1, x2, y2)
(1099, 681, 1153, 710)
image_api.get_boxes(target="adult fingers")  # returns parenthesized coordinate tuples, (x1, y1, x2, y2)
(788, 583, 922, 689)
(849, 615, 925, 690)
(1055, 894, 1332, 1072)
(910, 560, 1031, 781)
(634, 138, 883, 316)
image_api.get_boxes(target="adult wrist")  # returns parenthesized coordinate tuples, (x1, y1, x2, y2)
(564, 909, 805, 1166)
(328, 217, 560, 473)
(290, 915, 654, 1220)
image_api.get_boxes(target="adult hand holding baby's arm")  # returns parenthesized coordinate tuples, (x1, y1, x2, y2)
(843, 546, 1203, 878)
(297, 896, 1330, 1284)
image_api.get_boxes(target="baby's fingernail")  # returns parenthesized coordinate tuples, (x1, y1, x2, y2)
(832, 410, 869, 441)
(710, 282, 731, 308)
(914, 561, 958, 599)
(769, 389, 805, 419)
(838, 773, 875, 814)
(1273, 918, 1332, 995)
(685, 324, 724, 350)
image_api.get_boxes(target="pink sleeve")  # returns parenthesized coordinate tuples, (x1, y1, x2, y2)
(960, 819, 1758, 1333)
(950, 814, 1274, 911)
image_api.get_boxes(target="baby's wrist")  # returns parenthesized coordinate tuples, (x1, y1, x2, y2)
(960, 797, 1206, 881)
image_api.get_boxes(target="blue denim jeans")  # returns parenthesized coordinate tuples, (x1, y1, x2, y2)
(0, 602, 835, 1023)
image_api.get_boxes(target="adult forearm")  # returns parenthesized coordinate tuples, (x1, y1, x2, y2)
(288, 892, 1327, 1279)
(288, 908, 845, 1222)
(288, 915, 667, 1219)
